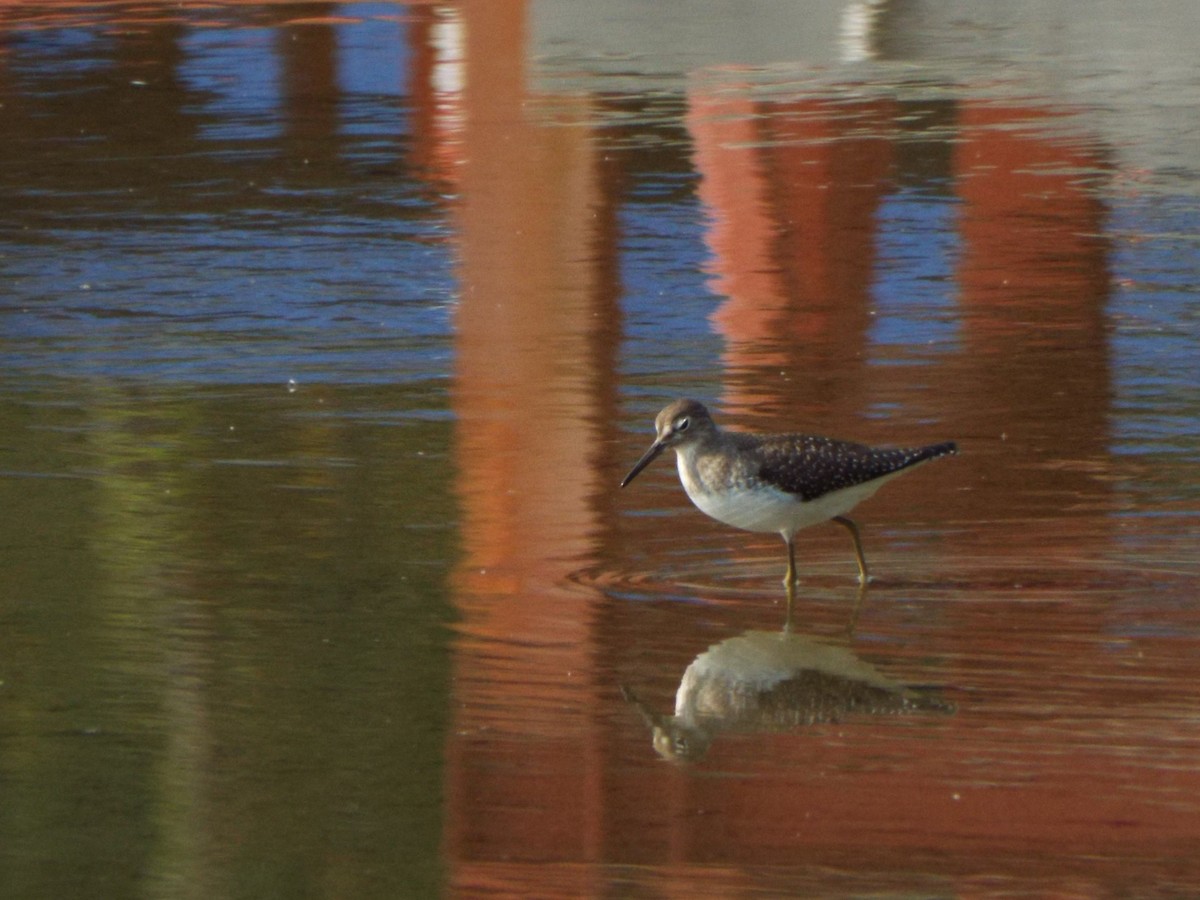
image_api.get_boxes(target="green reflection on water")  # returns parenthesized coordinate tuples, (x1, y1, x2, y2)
(0, 379, 456, 898)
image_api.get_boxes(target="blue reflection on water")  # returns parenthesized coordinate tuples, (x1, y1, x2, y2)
(618, 191, 722, 386)
(182, 28, 282, 142)
(3, 222, 456, 384)
(338, 5, 410, 101)
(2, 9, 454, 387)
(1109, 194, 1200, 461)
(869, 189, 960, 354)
(5, 26, 113, 77)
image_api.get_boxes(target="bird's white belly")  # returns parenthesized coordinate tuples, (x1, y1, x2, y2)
(677, 452, 895, 537)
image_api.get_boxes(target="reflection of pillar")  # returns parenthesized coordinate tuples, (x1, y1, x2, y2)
(953, 103, 1112, 535)
(404, 6, 453, 189)
(690, 90, 894, 421)
(450, 5, 601, 619)
(436, 0, 617, 885)
(680, 88, 911, 582)
(0, 10, 197, 218)
(277, 5, 339, 157)
(688, 88, 785, 365)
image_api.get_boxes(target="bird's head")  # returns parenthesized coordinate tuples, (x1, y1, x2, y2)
(621, 398, 714, 487)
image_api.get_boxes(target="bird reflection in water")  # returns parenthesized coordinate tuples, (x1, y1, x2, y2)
(622, 589, 953, 762)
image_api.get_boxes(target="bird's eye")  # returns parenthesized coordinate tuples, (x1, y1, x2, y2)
(677, 417, 690, 431)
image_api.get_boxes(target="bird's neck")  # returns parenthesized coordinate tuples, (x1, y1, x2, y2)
(674, 427, 726, 461)
(673, 428, 735, 493)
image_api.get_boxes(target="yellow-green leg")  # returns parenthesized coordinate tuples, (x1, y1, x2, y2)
(833, 515, 869, 584)
(844, 580, 867, 636)
(783, 535, 797, 588)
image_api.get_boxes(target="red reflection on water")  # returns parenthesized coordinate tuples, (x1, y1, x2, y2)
(424, 6, 1197, 898)
(693, 90, 893, 400)
(440, 0, 616, 885)
(2, 1, 1195, 893)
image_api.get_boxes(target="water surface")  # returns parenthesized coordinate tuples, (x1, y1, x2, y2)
(2, 2, 1198, 897)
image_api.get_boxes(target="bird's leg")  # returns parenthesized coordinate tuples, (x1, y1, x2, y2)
(782, 535, 797, 589)
(833, 516, 869, 584)
(844, 580, 867, 637)
(783, 575, 797, 634)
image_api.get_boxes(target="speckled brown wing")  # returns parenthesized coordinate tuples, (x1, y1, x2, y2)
(753, 435, 957, 502)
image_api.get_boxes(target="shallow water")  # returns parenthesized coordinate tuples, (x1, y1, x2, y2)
(2, 2, 1199, 897)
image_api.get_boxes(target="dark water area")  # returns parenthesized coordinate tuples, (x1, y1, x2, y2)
(2, 2, 1199, 897)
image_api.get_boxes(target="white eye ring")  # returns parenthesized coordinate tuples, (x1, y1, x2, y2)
(676, 417, 690, 431)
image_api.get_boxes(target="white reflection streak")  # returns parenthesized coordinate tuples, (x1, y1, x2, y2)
(431, 7, 466, 134)
(839, 0, 883, 63)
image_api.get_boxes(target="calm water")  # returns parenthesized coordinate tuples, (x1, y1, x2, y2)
(2, 2, 1199, 897)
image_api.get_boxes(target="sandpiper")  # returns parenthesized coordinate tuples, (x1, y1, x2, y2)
(621, 399, 956, 584)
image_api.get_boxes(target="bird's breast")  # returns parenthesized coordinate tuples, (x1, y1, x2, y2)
(675, 449, 799, 534)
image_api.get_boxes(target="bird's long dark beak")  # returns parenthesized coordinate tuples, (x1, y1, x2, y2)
(620, 440, 664, 488)
(619, 685, 666, 731)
